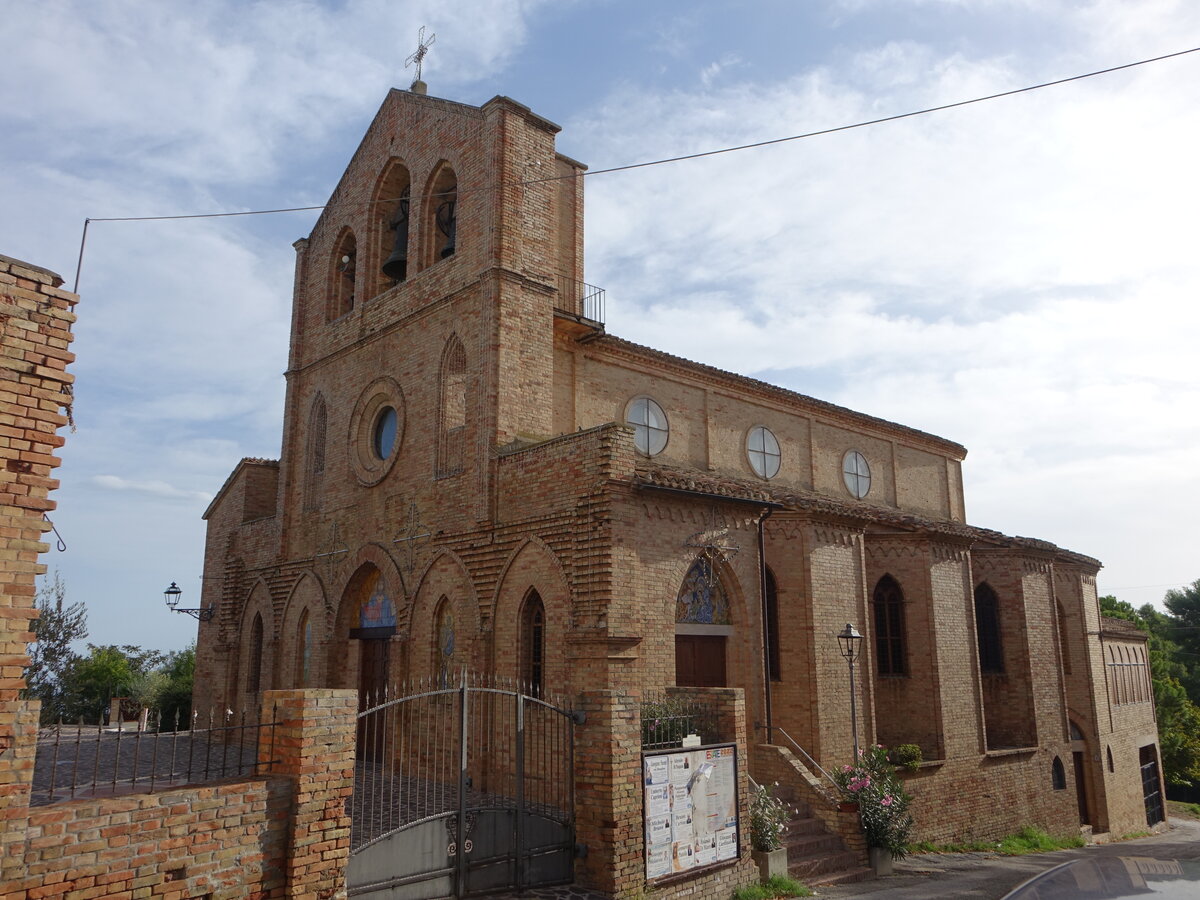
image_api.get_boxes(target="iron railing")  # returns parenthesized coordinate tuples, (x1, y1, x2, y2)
(770, 725, 839, 794)
(32, 705, 280, 806)
(555, 274, 605, 325)
(640, 693, 720, 750)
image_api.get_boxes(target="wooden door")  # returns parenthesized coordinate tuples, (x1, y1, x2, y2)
(356, 638, 389, 760)
(675, 634, 727, 687)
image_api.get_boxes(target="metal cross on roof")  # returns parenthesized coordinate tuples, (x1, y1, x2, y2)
(405, 26, 436, 84)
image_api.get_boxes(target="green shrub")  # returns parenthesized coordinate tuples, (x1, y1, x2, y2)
(733, 875, 812, 899)
(887, 743, 923, 771)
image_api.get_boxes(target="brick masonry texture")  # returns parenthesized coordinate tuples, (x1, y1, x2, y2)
(183, 85, 1163, 896)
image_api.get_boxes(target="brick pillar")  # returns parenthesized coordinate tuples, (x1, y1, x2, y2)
(573, 690, 643, 897)
(262, 688, 357, 899)
(0, 254, 77, 898)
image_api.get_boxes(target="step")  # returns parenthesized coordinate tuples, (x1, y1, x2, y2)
(784, 830, 846, 856)
(806, 865, 874, 887)
(787, 848, 862, 880)
(784, 816, 826, 836)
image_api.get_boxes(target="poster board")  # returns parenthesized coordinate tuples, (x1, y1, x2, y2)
(643, 744, 739, 881)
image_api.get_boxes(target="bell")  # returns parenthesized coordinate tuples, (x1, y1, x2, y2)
(381, 246, 407, 281)
(437, 198, 457, 259)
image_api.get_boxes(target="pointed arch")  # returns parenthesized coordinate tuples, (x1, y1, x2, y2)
(248, 612, 265, 695)
(280, 572, 326, 688)
(304, 393, 327, 511)
(490, 537, 571, 691)
(422, 162, 458, 270)
(676, 555, 732, 625)
(237, 579, 274, 703)
(328, 227, 358, 320)
(872, 574, 907, 676)
(434, 595, 457, 687)
(519, 589, 546, 696)
(437, 334, 468, 478)
(373, 158, 413, 294)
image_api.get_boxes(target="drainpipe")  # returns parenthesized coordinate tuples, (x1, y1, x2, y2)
(758, 505, 775, 744)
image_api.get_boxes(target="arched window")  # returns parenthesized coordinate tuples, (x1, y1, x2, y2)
(1107, 746, 1115, 772)
(376, 160, 412, 292)
(873, 575, 907, 676)
(974, 583, 1004, 674)
(304, 395, 327, 510)
(520, 591, 545, 696)
(330, 229, 357, 320)
(1052, 756, 1066, 790)
(765, 567, 781, 682)
(248, 613, 264, 694)
(435, 597, 456, 688)
(437, 336, 467, 478)
(295, 609, 312, 688)
(425, 164, 458, 268)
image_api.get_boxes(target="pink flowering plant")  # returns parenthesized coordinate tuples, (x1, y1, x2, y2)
(749, 782, 793, 852)
(832, 744, 915, 857)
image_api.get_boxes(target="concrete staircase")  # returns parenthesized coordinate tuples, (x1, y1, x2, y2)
(777, 791, 872, 887)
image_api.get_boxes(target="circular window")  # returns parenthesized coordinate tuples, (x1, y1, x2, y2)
(373, 406, 398, 460)
(625, 396, 669, 456)
(842, 450, 871, 499)
(349, 377, 405, 485)
(746, 425, 781, 479)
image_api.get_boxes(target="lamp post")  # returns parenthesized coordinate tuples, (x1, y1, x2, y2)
(837, 623, 863, 761)
(163, 581, 215, 621)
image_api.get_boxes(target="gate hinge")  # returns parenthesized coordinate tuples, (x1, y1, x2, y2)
(570, 710, 587, 726)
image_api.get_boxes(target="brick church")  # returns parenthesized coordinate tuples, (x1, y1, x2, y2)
(193, 80, 1163, 851)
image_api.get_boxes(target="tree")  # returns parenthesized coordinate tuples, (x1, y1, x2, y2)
(60, 644, 165, 724)
(23, 571, 88, 724)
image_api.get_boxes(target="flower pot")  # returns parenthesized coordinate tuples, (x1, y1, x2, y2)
(837, 801, 859, 813)
(869, 846, 894, 876)
(751, 848, 789, 881)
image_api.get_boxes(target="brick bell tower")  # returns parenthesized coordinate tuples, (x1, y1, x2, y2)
(277, 84, 589, 539)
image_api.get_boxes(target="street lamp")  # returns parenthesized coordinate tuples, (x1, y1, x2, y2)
(837, 623, 863, 761)
(163, 581, 215, 621)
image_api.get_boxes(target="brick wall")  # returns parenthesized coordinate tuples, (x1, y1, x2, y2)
(0, 253, 76, 892)
(5, 688, 355, 900)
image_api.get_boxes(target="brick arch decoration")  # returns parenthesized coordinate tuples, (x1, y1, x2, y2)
(278, 572, 328, 689)
(331, 543, 410, 637)
(410, 549, 481, 681)
(327, 224, 359, 320)
(490, 537, 572, 691)
(234, 578, 276, 711)
(370, 156, 413, 296)
(667, 551, 747, 627)
(418, 159, 459, 271)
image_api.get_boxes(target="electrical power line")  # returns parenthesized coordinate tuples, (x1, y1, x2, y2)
(72, 43, 1200, 291)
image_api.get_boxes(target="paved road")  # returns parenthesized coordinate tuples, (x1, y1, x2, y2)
(814, 817, 1200, 899)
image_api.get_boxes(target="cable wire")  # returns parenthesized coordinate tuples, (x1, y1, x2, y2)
(72, 43, 1200, 289)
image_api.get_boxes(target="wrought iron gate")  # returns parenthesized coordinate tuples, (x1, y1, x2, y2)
(348, 675, 579, 899)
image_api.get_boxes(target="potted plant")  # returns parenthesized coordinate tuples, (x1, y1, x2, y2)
(749, 782, 792, 880)
(833, 745, 915, 875)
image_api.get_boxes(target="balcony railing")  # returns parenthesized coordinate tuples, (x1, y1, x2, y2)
(555, 274, 605, 326)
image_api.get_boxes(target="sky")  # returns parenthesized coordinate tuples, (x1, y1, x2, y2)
(2, 0, 1198, 653)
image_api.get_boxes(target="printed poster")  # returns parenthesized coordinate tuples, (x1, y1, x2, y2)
(643, 744, 739, 881)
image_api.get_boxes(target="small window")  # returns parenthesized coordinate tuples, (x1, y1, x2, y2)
(975, 582, 1004, 674)
(248, 613, 264, 695)
(626, 397, 668, 456)
(765, 567, 781, 681)
(842, 450, 871, 499)
(521, 591, 546, 697)
(747, 426, 781, 479)
(1107, 746, 1115, 773)
(373, 406, 398, 460)
(1052, 756, 1066, 790)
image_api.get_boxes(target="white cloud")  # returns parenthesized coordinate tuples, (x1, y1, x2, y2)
(91, 475, 212, 503)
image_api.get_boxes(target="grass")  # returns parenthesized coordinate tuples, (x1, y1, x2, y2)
(910, 826, 1085, 857)
(733, 875, 813, 899)
(1167, 799, 1200, 821)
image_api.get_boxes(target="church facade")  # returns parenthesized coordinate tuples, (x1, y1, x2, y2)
(193, 83, 1163, 858)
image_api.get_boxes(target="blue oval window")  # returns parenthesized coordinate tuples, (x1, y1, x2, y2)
(373, 406, 397, 460)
